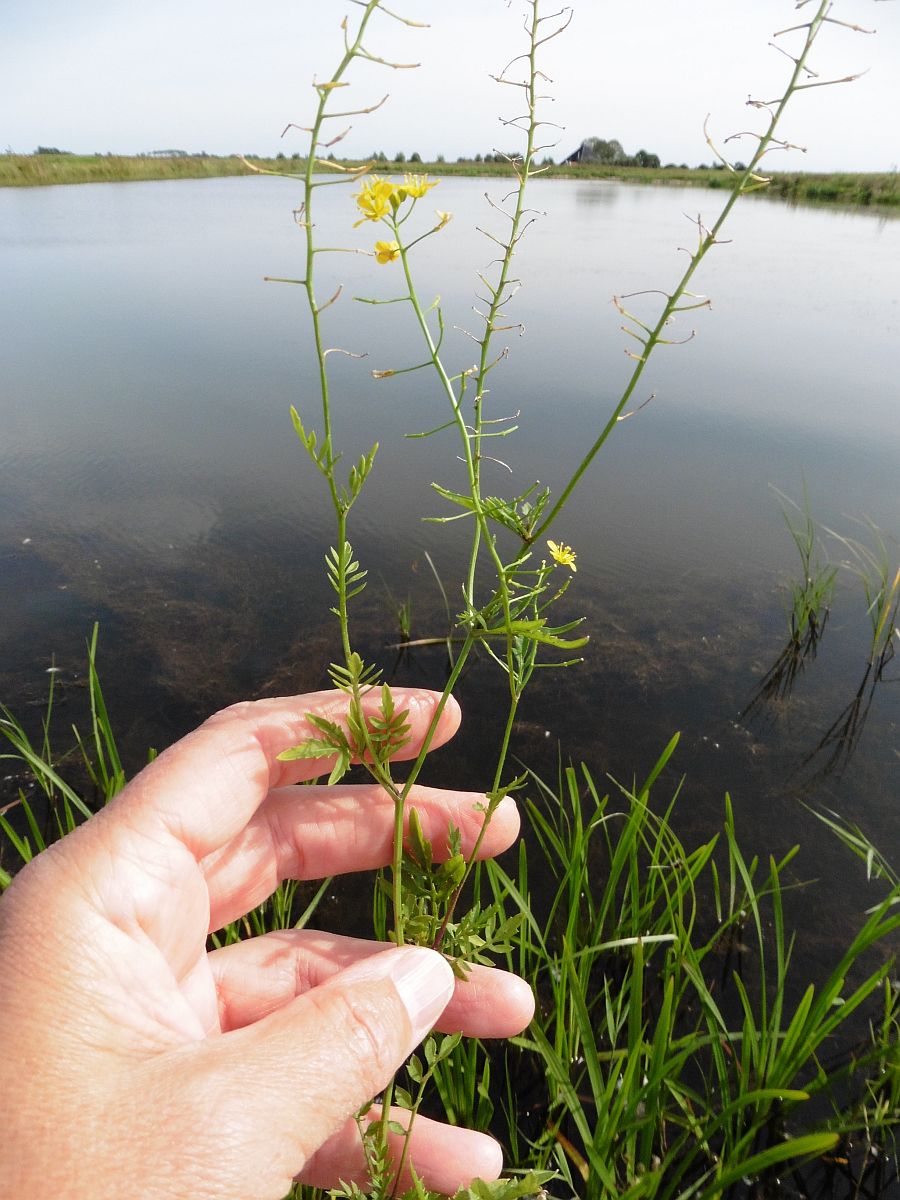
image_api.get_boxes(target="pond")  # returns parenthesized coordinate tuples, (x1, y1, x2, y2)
(1, 174, 898, 962)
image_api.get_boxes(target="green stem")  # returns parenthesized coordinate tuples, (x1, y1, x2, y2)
(301, 0, 384, 646)
(395, 230, 519, 701)
(391, 2, 551, 957)
(466, 0, 545, 601)
(433, 694, 520, 952)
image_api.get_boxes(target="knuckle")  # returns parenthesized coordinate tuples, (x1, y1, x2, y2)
(317, 985, 401, 1086)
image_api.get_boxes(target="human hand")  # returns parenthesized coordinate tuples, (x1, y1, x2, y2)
(0, 689, 533, 1200)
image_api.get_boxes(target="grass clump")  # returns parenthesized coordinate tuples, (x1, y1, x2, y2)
(775, 485, 838, 649)
(482, 746, 900, 1199)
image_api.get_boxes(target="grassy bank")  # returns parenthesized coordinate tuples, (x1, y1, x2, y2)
(0, 153, 264, 188)
(353, 159, 900, 209)
(403, 160, 900, 209)
(2, 153, 897, 210)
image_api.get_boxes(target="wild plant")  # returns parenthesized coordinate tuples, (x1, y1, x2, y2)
(228, 2, 894, 1194)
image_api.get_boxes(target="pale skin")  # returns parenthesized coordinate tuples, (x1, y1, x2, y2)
(0, 688, 534, 1200)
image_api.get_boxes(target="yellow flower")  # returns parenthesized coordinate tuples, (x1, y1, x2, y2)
(397, 173, 438, 200)
(374, 239, 401, 264)
(353, 176, 399, 225)
(435, 210, 453, 230)
(547, 540, 577, 572)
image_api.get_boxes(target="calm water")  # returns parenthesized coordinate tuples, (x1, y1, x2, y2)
(1, 175, 898, 952)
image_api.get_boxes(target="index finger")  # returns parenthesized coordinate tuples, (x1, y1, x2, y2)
(112, 688, 461, 861)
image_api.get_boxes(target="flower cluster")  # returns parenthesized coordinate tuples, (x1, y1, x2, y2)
(353, 174, 446, 264)
(353, 174, 439, 224)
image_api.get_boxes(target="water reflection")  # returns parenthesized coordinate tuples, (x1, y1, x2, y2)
(740, 612, 828, 720)
(798, 643, 899, 787)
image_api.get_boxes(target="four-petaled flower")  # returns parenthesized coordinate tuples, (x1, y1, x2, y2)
(353, 176, 399, 226)
(547, 540, 577, 572)
(374, 239, 401, 265)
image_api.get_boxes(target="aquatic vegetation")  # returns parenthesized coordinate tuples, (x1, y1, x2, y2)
(742, 486, 837, 719)
(826, 517, 900, 673)
(773, 484, 837, 647)
(744, 492, 899, 784)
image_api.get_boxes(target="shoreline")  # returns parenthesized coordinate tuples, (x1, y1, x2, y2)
(2, 153, 897, 211)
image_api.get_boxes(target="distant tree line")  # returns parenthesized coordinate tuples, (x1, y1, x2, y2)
(338, 140, 677, 169)
(563, 137, 660, 168)
(17, 144, 749, 170)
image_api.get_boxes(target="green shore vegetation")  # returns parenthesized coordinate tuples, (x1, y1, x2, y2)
(2, 150, 897, 210)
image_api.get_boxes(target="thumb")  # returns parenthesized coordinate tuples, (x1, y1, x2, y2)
(183, 946, 455, 1191)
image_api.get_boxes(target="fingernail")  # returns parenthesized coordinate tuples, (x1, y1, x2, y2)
(387, 947, 454, 1041)
(342, 946, 454, 1043)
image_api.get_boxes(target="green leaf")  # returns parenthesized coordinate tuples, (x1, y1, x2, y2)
(305, 713, 350, 744)
(438, 853, 466, 888)
(328, 654, 382, 692)
(348, 443, 379, 501)
(326, 748, 351, 786)
(453, 1171, 556, 1200)
(408, 807, 432, 868)
(276, 737, 342, 762)
(431, 482, 478, 513)
(438, 1031, 462, 1057)
(695, 1133, 840, 1200)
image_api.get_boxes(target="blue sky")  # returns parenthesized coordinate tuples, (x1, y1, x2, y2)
(3, 1, 897, 171)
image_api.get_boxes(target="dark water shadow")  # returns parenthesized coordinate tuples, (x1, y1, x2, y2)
(740, 613, 829, 726)
(794, 644, 899, 790)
